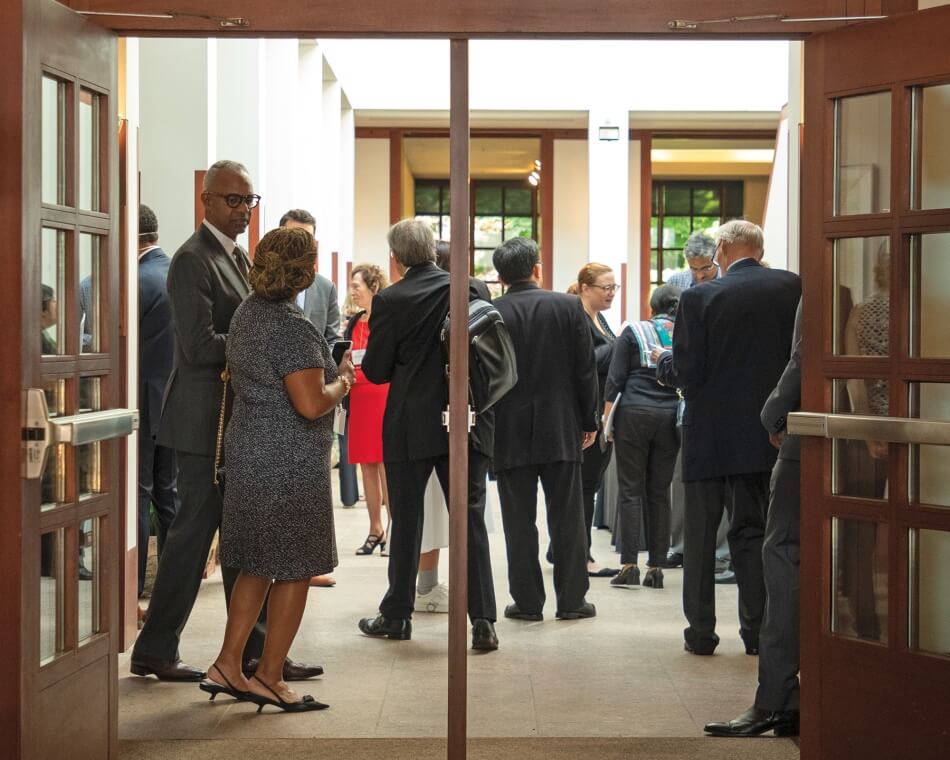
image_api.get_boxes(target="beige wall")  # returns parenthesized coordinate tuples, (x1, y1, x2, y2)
(744, 177, 769, 226)
(552, 139, 589, 293)
(354, 138, 391, 273)
(920, 84, 950, 210)
(401, 150, 415, 220)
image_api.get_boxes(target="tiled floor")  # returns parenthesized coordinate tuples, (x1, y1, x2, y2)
(119, 481, 767, 741)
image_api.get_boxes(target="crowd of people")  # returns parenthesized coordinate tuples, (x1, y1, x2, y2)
(128, 158, 804, 732)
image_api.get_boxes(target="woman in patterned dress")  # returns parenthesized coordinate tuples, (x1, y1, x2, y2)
(202, 227, 354, 713)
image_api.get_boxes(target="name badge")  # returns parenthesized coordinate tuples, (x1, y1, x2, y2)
(351, 348, 367, 366)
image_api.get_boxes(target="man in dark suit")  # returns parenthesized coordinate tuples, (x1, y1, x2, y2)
(135, 204, 179, 599)
(705, 300, 802, 738)
(491, 237, 599, 621)
(131, 160, 320, 681)
(655, 220, 800, 656)
(357, 219, 498, 650)
(279, 208, 341, 347)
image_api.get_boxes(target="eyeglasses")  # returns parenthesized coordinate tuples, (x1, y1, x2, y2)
(205, 192, 262, 209)
(689, 262, 718, 273)
(590, 284, 619, 293)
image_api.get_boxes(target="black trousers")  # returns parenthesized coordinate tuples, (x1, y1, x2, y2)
(133, 452, 266, 663)
(379, 449, 496, 622)
(338, 431, 360, 507)
(756, 457, 801, 712)
(669, 450, 731, 561)
(497, 461, 588, 614)
(682, 472, 769, 652)
(137, 434, 179, 597)
(581, 432, 613, 561)
(613, 405, 680, 566)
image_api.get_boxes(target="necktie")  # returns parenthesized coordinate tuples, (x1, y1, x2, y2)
(234, 246, 249, 280)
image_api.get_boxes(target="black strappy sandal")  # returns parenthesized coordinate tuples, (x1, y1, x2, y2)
(199, 663, 251, 702)
(248, 675, 329, 713)
(355, 533, 385, 555)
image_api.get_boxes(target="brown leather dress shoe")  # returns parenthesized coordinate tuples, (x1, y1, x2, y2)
(130, 654, 206, 681)
(243, 657, 325, 681)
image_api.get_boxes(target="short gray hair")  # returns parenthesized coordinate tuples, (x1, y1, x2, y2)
(716, 220, 763, 254)
(203, 160, 250, 190)
(683, 232, 716, 260)
(388, 219, 436, 268)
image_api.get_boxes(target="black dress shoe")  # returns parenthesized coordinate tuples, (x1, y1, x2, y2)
(243, 658, 325, 681)
(740, 631, 760, 656)
(358, 614, 412, 640)
(130, 654, 206, 681)
(504, 603, 543, 621)
(704, 706, 799, 737)
(555, 601, 596, 620)
(714, 569, 737, 585)
(664, 552, 684, 568)
(471, 619, 499, 651)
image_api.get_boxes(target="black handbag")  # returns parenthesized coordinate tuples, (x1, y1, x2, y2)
(213, 366, 230, 495)
(442, 298, 518, 415)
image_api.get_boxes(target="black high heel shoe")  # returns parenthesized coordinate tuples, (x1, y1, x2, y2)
(355, 532, 386, 555)
(198, 663, 251, 701)
(247, 675, 329, 713)
(642, 567, 665, 589)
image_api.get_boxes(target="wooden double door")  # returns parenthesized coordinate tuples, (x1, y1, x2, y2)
(3, 2, 950, 759)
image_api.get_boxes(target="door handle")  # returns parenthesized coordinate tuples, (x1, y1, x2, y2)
(787, 412, 950, 446)
(22, 388, 139, 479)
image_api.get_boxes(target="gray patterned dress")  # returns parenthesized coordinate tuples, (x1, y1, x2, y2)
(220, 294, 339, 580)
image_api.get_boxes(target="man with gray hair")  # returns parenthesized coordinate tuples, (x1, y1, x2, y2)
(654, 219, 800, 656)
(666, 232, 719, 291)
(357, 219, 499, 651)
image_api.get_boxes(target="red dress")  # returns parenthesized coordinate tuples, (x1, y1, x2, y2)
(347, 319, 389, 464)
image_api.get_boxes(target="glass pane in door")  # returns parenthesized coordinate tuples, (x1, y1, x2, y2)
(78, 517, 100, 643)
(78, 89, 101, 211)
(832, 379, 890, 499)
(78, 377, 105, 499)
(41, 76, 67, 206)
(835, 91, 892, 215)
(911, 232, 950, 358)
(41, 228, 65, 356)
(909, 383, 950, 509)
(78, 233, 101, 353)
(41, 445, 66, 510)
(911, 529, 950, 658)
(40, 529, 65, 664)
(832, 518, 888, 643)
(911, 83, 950, 210)
(833, 236, 890, 356)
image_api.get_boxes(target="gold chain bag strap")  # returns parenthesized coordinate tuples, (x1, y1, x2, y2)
(213, 366, 230, 488)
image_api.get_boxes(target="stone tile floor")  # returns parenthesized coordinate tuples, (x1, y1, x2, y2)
(120, 481, 766, 741)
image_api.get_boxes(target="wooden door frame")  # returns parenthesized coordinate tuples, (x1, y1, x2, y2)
(800, 6, 950, 759)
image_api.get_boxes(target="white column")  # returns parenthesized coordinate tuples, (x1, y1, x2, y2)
(260, 40, 299, 233)
(786, 41, 804, 274)
(626, 139, 642, 324)
(139, 38, 214, 252)
(294, 41, 324, 224)
(552, 139, 589, 293)
(319, 68, 343, 279)
(587, 106, 628, 329)
(354, 138, 391, 274)
(339, 99, 356, 289)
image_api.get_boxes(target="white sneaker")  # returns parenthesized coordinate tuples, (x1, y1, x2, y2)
(414, 582, 449, 613)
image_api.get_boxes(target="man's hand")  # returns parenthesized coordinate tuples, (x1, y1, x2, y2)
(582, 431, 597, 450)
(649, 347, 669, 364)
(769, 431, 785, 450)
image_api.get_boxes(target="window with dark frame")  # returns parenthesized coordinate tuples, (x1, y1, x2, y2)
(650, 180, 744, 286)
(414, 179, 538, 296)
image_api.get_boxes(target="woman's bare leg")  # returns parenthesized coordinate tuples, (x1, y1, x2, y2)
(247, 579, 311, 703)
(361, 462, 385, 537)
(209, 571, 271, 691)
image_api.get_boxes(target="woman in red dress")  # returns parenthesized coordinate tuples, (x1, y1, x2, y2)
(346, 264, 391, 554)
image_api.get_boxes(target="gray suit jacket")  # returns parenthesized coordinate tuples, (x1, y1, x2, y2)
(301, 274, 341, 346)
(761, 299, 802, 462)
(157, 224, 250, 456)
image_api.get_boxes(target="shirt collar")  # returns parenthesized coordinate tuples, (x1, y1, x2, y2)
(726, 257, 756, 272)
(138, 245, 160, 261)
(203, 219, 237, 256)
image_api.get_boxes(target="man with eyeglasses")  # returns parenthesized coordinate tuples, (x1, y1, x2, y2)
(666, 232, 719, 290)
(132, 160, 321, 684)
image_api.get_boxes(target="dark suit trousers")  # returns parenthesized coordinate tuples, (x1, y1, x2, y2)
(137, 434, 180, 597)
(755, 458, 801, 712)
(581, 433, 612, 561)
(497, 461, 589, 614)
(379, 450, 496, 622)
(670, 450, 731, 561)
(133, 452, 266, 662)
(337, 431, 360, 507)
(683, 472, 769, 651)
(613, 406, 679, 567)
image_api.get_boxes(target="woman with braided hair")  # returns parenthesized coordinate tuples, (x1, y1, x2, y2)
(202, 226, 354, 713)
